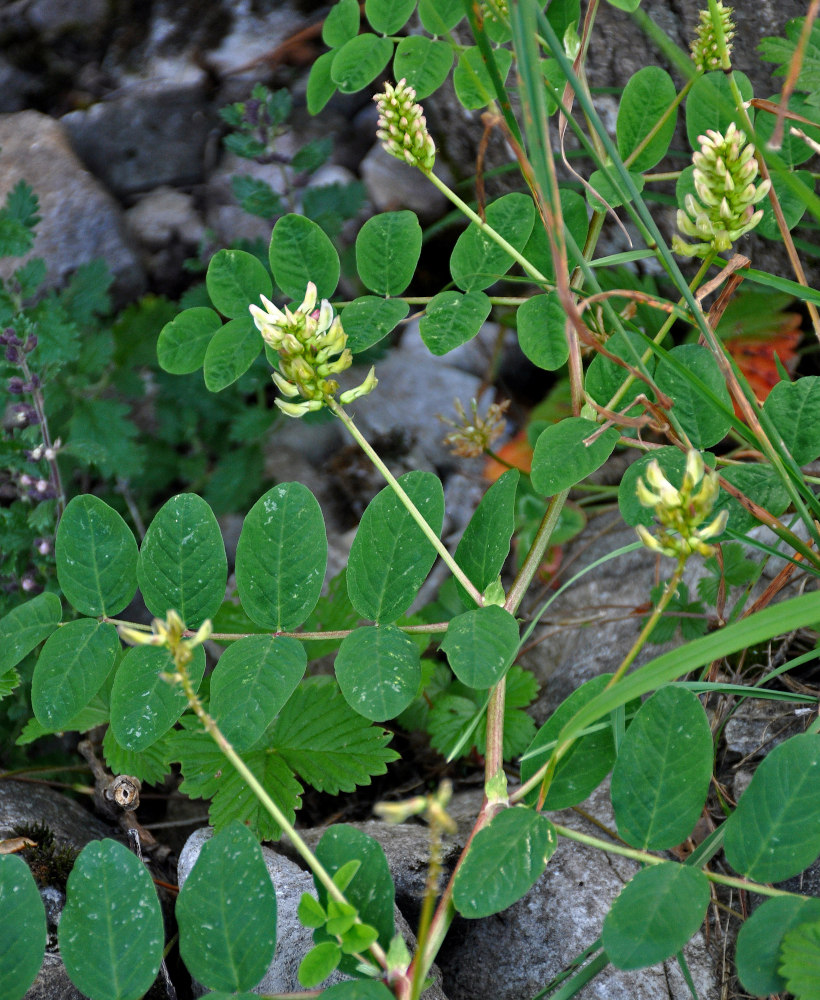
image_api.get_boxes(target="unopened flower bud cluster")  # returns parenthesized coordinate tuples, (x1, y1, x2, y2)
(673, 123, 770, 258)
(635, 450, 728, 558)
(250, 282, 376, 418)
(690, 1, 735, 72)
(374, 79, 436, 172)
(119, 609, 212, 672)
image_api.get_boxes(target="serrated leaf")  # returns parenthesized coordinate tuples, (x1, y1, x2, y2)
(0, 666, 19, 701)
(206, 248, 272, 320)
(441, 606, 519, 689)
(0, 591, 62, 673)
(269, 214, 340, 300)
(763, 375, 820, 465)
(616, 66, 676, 172)
(177, 822, 277, 993)
(531, 417, 620, 495)
(454, 469, 518, 607)
(157, 306, 221, 374)
(419, 290, 492, 356)
(60, 839, 163, 1000)
(56, 495, 138, 617)
(330, 34, 394, 93)
(336, 624, 421, 720)
(109, 645, 205, 752)
(67, 398, 145, 480)
(236, 482, 327, 631)
(174, 727, 303, 840)
(270, 678, 398, 792)
(453, 808, 556, 918)
(654, 344, 733, 449)
(602, 864, 710, 970)
(210, 635, 306, 750)
(203, 317, 261, 391)
(0, 854, 46, 1000)
(341, 296, 409, 353)
(453, 45, 513, 110)
(138, 494, 227, 626)
(356, 211, 421, 296)
(736, 896, 820, 996)
(231, 175, 284, 218)
(393, 36, 453, 99)
(314, 825, 395, 972)
(322, 0, 359, 47)
(103, 727, 173, 785)
(347, 470, 444, 623)
(520, 674, 620, 812)
(724, 733, 820, 882)
(31, 620, 119, 730)
(780, 919, 820, 1000)
(517, 293, 569, 371)
(450, 193, 535, 291)
(611, 686, 714, 850)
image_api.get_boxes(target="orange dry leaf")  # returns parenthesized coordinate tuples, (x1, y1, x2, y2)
(484, 430, 533, 482)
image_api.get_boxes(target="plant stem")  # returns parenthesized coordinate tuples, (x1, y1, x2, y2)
(422, 170, 550, 287)
(173, 654, 388, 970)
(552, 823, 801, 899)
(605, 553, 687, 688)
(328, 398, 484, 606)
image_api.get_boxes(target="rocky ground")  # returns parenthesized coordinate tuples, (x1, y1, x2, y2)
(1, 2, 817, 998)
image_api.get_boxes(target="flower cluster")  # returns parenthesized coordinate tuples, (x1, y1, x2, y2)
(249, 282, 376, 418)
(690, 1, 735, 73)
(439, 397, 510, 458)
(374, 79, 436, 172)
(635, 450, 728, 559)
(673, 123, 770, 258)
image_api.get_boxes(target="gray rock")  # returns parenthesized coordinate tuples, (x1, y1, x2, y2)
(62, 82, 214, 196)
(361, 143, 451, 219)
(24, 953, 85, 1000)
(178, 826, 448, 998)
(26, 0, 109, 41)
(125, 186, 205, 252)
(0, 111, 145, 301)
(723, 698, 807, 760)
(0, 779, 115, 848)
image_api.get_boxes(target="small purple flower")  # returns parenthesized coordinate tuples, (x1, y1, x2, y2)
(7, 376, 24, 394)
(23, 335, 37, 353)
(12, 403, 39, 427)
(5, 345, 20, 363)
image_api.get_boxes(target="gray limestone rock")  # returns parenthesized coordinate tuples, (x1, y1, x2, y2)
(62, 82, 215, 197)
(0, 111, 145, 301)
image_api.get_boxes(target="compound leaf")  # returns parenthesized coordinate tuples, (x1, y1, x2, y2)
(453, 808, 556, 918)
(177, 822, 277, 993)
(0, 592, 62, 673)
(356, 211, 421, 297)
(138, 493, 227, 627)
(203, 317, 261, 392)
(210, 635, 306, 750)
(654, 344, 733, 449)
(347, 470, 444, 623)
(419, 290, 492, 356)
(206, 248, 272, 320)
(31, 620, 119, 730)
(393, 36, 453, 99)
(763, 375, 820, 465)
(517, 292, 569, 371)
(616, 66, 677, 171)
(56, 495, 138, 617)
(341, 296, 409, 353)
(330, 34, 393, 93)
(335, 625, 421, 720)
(441, 605, 519, 689)
(611, 686, 713, 850)
(450, 193, 535, 291)
(724, 733, 820, 882)
(602, 863, 710, 970)
(270, 214, 339, 301)
(236, 482, 327, 631)
(454, 468, 518, 607)
(0, 854, 46, 1000)
(60, 840, 163, 1000)
(157, 307, 221, 374)
(531, 417, 619, 495)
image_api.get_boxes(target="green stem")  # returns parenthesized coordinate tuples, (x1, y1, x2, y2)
(174, 654, 388, 970)
(328, 398, 484, 606)
(423, 170, 550, 287)
(552, 824, 802, 899)
(606, 554, 687, 688)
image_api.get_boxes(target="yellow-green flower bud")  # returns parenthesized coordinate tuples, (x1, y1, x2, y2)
(374, 79, 436, 172)
(674, 123, 770, 258)
(339, 365, 378, 404)
(691, 2, 735, 73)
(635, 449, 726, 559)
